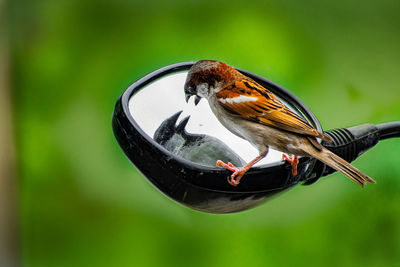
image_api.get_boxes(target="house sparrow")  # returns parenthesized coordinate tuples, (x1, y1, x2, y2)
(154, 111, 246, 167)
(184, 60, 376, 187)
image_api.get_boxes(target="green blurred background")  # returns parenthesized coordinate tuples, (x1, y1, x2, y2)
(3, 0, 400, 266)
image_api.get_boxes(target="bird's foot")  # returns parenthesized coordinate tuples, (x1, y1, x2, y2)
(216, 160, 248, 186)
(282, 154, 299, 176)
(216, 160, 236, 172)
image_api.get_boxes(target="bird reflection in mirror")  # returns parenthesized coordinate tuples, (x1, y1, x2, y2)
(153, 111, 246, 167)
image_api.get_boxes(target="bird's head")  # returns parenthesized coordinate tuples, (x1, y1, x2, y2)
(184, 60, 238, 104)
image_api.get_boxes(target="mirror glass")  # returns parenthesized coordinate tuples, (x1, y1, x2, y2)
(129, 71, 309, 168)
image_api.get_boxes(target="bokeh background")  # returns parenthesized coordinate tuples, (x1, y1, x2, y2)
(2, 0, 400, 266)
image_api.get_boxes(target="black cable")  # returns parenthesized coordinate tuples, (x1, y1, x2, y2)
(376, 121, 400, 140)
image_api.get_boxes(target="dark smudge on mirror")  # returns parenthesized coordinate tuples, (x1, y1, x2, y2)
(129, 71, 312, 168)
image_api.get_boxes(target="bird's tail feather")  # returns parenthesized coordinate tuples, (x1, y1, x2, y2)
(306, 147, 375, 187)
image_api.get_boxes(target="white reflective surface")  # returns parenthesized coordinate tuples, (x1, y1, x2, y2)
(129, 71, 303, 167)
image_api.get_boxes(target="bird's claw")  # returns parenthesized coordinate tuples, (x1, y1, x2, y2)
(217, 160, 246, 186)
(228, 177, 239, 186)
(216, 160, 236, 172)
(227, 169, 246, 186)
(282, 154, 299, 176)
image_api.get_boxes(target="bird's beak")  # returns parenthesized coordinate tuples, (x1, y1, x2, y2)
(194, 95, 201, 105)
(184, 85, 195, 102)
(184, 86, 202, 105)
(184, 91, 192, 103)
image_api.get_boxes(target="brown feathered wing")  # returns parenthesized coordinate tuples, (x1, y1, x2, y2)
(216, 78, 332, 142)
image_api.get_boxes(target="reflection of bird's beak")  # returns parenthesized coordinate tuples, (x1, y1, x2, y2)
(176, 116, 190, 134)
(153, 111, 182, 144)
(184, 86, 201, 105)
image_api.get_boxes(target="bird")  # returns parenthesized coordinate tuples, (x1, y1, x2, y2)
(154, 111, 246, 167)
(184, 60, 376, 187)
